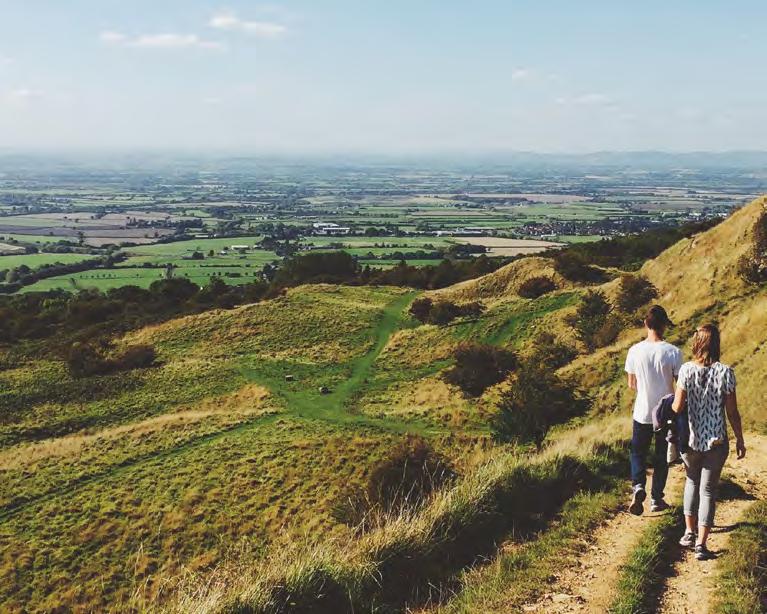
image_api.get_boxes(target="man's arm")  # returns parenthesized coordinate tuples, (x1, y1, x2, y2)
(627, 373, 637, 390)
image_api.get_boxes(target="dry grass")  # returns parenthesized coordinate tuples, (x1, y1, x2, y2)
(0, 384, 273, 471)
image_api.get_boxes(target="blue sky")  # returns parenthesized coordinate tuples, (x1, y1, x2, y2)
(0, 1, 765, 153)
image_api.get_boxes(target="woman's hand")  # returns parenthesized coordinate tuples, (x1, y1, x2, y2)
(736, 437, 746, 459)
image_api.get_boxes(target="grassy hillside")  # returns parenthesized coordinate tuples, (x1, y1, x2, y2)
(1, 197, 765, 612)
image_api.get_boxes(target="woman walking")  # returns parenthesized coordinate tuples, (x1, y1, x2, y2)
(672, 324, 746, 561)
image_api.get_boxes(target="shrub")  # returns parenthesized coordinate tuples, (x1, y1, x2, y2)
(427, 301, 460, 326)
(616, 275, 658, 313)
(409, 299, 485, 326)
(738, 209, 767, 284)
(67, 342, 111, 378)
(518, 276, 558, 299)
(443, 342, 517, 397)
(113, 344, 156, 370)
(333, 435, 455, 529)
(67, 342, 157, 378)
(552, 251, 605, 284)
(409, 297, 433, 323)
(566, 290, 618, 352)
(491, 355, 590, 449)
(528, 332, 577, 370)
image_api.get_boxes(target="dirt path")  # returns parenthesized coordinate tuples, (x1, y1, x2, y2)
(520, 466, 688, 613)
(521, 432, 767, 614)
(658, 432, 767, 614)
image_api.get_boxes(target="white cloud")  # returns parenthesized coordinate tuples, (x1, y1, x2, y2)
(556, 93, 614, 106)
(202, 96, 224, 105)
(99, 31, 127, 44)
(510, 68, 531, 82)
(210, 12, 287, 38)
(100, 31, 224, 50)
(3, 88, 44, 105)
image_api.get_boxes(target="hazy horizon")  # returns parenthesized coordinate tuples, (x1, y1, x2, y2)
(2, 1, 766, 153)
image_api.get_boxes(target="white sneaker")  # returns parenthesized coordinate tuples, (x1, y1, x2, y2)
(629, 485, 646, 516)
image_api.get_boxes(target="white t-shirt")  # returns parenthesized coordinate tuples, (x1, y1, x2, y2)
(625, 340, 683, 424)
(677, 361, 736, 452)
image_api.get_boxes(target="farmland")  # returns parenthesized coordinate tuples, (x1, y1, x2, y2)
(2, 154, 763, 294)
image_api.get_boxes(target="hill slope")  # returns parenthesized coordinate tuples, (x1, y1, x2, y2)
(1, 198, 766, 612)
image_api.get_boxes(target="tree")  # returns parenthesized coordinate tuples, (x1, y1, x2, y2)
(443, 342, 517, 397)
(566, 290, 616, 352)
(409, 297, 433, 323)
(518, 276, 557, 299)
(616, 275, 658, 313)
(528, 332, 577, 369)
(428, 301, 460, 326)
(491, 358, 589, 450)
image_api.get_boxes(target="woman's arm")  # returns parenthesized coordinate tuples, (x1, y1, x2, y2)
(725, 391, 746, 459)
(671, 386, 686, 413)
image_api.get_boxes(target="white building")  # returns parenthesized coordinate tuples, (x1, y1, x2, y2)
(312, 222, 351, 236)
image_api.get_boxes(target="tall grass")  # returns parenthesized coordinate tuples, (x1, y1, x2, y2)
(166, 430, 628, 613)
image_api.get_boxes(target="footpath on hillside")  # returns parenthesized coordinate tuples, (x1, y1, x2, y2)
(517, 432, 767, 614)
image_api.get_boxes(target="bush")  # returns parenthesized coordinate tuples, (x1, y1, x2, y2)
(409, 297, 433, 323)
(738, 210, 767, 284)
(333, 435, 455, 529)
(113, 344, 156, 370)
(518, 276, 558, 299)
(427, 301, 460, 326)
(553, 251, 605, 284)
(491, 355, 590, 449)
(443, 342, 517, 397)
(528, 332, 577, 370)
(67, 342, 157, 378)
(409, 299, 485, 326)
(616, 275, 658, 313)
(566, 290, 618, 352)
(67, 342, 111, 378)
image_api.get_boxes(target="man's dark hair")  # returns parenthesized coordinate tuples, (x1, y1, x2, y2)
(644, 305, 674, 333)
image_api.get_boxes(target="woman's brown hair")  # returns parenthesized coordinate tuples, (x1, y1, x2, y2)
(692, 324, 721, 366)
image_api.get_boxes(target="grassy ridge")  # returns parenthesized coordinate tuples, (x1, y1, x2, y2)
(171, 439, 628, 613)
(440, 488, 624, 613)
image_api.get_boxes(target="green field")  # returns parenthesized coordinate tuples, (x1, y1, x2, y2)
(0, 252, 95, 270)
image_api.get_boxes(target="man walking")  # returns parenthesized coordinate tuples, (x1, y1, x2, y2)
(625, 305, 682, 515)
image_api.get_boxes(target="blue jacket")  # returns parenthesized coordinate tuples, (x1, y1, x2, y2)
(652, 393, 689, 454)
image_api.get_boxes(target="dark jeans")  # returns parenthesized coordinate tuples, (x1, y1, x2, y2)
(631, 420, 668, 501)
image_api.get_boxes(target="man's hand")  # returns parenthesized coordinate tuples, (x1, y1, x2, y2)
(736, 438, 746, 459)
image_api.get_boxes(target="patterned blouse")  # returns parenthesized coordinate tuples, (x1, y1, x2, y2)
(678, 361, 736, 452)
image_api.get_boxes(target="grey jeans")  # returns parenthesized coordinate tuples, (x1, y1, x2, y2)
(682, 443, 729, 527)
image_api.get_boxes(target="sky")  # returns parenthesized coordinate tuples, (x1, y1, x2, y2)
(0, 0, 766, 154)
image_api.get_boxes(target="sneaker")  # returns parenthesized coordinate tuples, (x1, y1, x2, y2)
(679, 532, 696, 548)
(629, 485, 646, 516)
(650, 499, 670, 512)
(695, 544, 715, 561)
